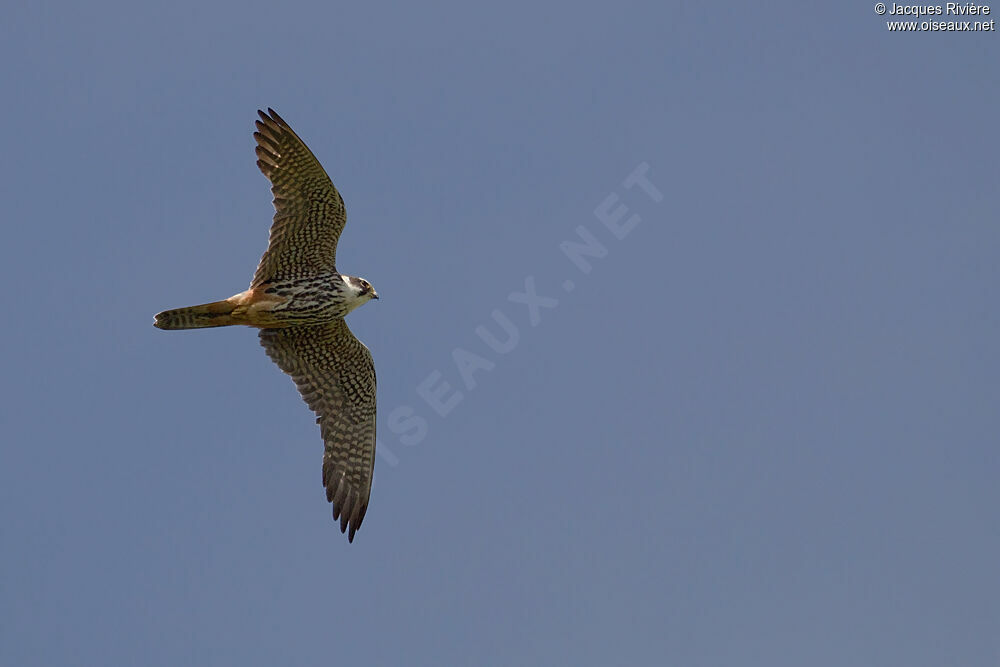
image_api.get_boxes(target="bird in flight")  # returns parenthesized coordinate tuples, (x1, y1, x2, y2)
(154, 109, 378, 542)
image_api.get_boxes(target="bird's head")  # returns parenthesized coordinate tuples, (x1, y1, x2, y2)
(344, 275, 379, 310)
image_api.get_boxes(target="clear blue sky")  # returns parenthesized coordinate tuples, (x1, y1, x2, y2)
(2, 2, 997, 665)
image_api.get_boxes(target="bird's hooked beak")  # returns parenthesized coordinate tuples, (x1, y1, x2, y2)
(370, 290, 379, 300)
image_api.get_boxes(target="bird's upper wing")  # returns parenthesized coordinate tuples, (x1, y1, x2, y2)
(251, 108, 346, 286)
(259, 320, 376, 542)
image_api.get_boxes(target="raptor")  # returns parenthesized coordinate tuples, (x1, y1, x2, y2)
(154, 109, 378, 542)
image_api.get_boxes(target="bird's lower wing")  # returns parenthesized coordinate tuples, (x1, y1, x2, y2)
(259, 320, 376, 542)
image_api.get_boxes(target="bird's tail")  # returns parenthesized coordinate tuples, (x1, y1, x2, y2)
(154, 299, 239, 330)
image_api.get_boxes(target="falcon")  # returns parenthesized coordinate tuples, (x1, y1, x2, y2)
(154, 109, 378, 542)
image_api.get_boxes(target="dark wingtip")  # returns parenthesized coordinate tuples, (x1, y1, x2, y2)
(266, 107, 289, 128)
(332, 501, 364, 544)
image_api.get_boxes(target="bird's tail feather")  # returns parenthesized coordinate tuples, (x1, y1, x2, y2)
(154, 299, 238, 330)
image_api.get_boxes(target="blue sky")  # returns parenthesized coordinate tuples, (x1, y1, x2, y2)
(1, 2, 997, 665)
